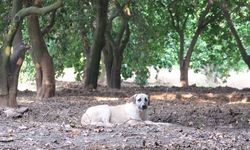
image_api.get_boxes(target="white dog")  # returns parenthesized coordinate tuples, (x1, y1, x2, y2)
(81, 93, 150, 127)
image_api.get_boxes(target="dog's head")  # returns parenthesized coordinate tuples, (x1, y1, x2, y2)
(130, 93, 150, 110)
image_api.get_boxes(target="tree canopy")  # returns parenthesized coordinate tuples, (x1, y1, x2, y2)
(0, 0, 249, 107)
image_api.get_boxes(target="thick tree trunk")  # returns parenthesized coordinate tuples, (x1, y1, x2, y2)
(8, 0, 27, 107)
(0, 0, 27, 108)
(178, 31, 187, 88)
(180, 63, 189, 87)
(177, 31, 185, 66)
(103, 42, 123, 89)
(110, 56, 122, 89)
(103, 44, 113, 87)
(0, 0, 62, 106)
(28, 14, 55, 99)
(84, 0, 108, 89)
(0, 39, 11, 107)
(104, 2, 131, 89)
(9, 32, 27, 107)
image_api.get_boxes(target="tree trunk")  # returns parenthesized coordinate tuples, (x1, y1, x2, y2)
(178, 31, 185, 66)
(8, 0, 28, 108)
(0, 0, 27, 108)
(28, 14, 55, 99)
(81, 31, 91, 81)
(84, 0, 108, 89)
(9, 32, 27, 107)
(103, 43, 113, 87)
(103, 43, 124, 89)
(179, 27, 203, 87)
(0, 0, 62, 106)
(103, 1, 131, 89)
(110, 55, 122, 89)
(180, 64, 189, 87)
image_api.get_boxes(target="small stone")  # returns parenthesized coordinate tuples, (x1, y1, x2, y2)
(188, 121, 193, 126)
(154, 141, 160, 147)
(64, 124, 72, 132)
(52, 139, 59, 144)
(18, 125, 28, 130)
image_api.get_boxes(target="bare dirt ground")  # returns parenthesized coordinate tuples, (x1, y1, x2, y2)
(0, 82, 250, 149)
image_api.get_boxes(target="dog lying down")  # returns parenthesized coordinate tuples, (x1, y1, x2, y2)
(81, 93, 170, 127)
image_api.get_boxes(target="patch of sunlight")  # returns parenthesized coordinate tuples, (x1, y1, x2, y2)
(151, 93, 176, 100)
(206, 93, 215, 98)
(18, 82, 36, 91)
(56, 68, 76, 82)
(228, 98, 250, 105)
(18, 97, 35, 104)
(94, 96, 119, 101)
(181, 93, 193, 99)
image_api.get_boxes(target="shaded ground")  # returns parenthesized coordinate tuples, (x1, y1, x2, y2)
(0, 82, 250, 149)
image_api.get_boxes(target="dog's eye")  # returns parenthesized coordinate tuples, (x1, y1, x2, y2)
(137, 98, 142, 102)
(145, 98, 148, 101)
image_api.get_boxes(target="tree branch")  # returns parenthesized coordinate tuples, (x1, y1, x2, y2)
(182, 13, 189, 30)
(4, 0, 63, 47)
(15, 0, 62, 22)
(221, 2, 250, 68)
(115, 0, 131, 45)
(41, 10, 56, 36)
(167, 7, 178, 31)
(197, 0, 212, 29)
(119, 23, 130, 53)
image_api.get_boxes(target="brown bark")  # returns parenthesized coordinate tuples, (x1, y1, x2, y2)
(8, 0, 28, 108)
(0, 0, 62, 106)
(28, 14, 55, 99)
(0, 0, 27, 108)
(80, 30, 91, 81)
(103, 0, 131, 89)
(103, 43, 113, 87)
(84, 0, 108, 89)
(180, 27, 203, 87)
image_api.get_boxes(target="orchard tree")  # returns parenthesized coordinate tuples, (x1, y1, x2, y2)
(84, 0, 108, 89)
(26, 0, 62, 99)
(162, 0, 223, 87)
(103, 0, 131, 89)
(0, 0, 62, 107)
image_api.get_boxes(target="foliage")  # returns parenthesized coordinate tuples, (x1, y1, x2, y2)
(121, 0, 176, 86)
(9, 0, 250, 86)
(0, 0, 11, 46)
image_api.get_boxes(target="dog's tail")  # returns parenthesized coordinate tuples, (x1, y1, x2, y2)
(81, 113, 91, 126)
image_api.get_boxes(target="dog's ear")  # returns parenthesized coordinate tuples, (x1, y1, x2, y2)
(129, 94, 137, 103)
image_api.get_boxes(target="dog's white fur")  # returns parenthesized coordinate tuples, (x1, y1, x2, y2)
(81, 93, 150, 126)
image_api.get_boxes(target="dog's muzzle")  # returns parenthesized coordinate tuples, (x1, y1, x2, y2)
(141, 104, 147, 110)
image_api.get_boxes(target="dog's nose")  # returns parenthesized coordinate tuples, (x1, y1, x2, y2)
(142, 105, 147, 109)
